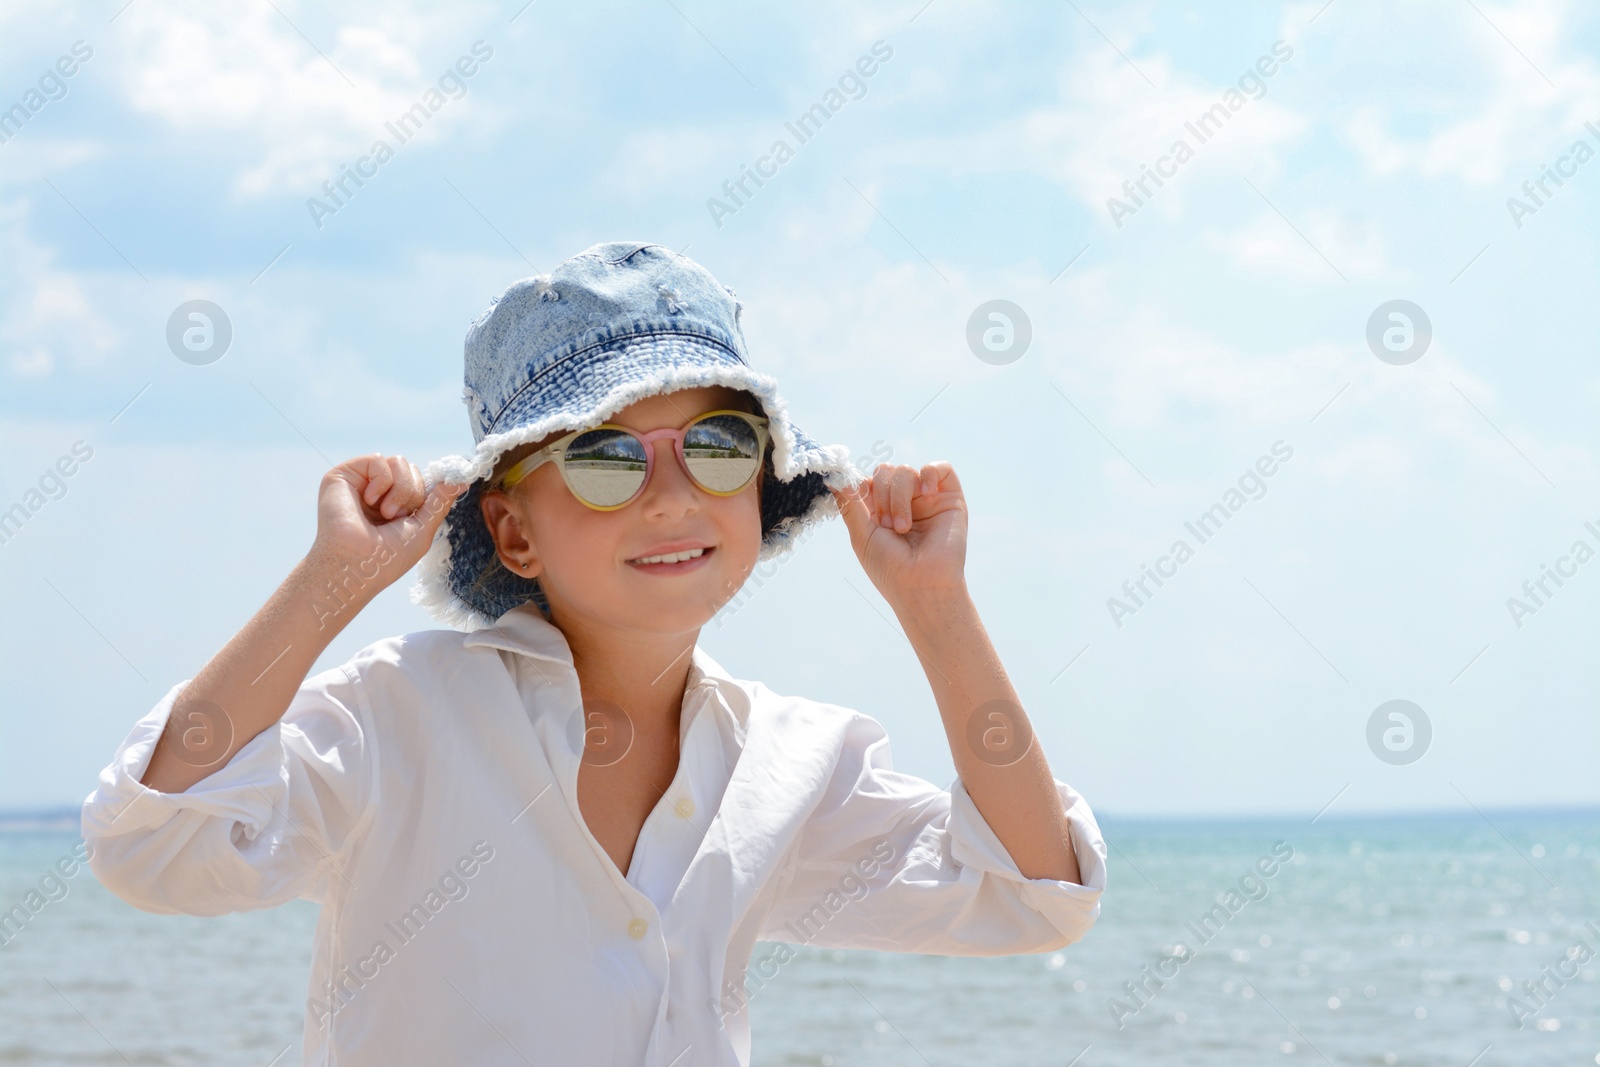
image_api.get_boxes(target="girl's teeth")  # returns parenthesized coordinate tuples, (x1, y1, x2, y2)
(633, 548, 706, 565)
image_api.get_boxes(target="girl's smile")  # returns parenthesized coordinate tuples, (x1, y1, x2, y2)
(625, 542, 715, 572)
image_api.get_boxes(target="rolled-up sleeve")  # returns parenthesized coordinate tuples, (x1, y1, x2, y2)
(759, 712, 1106, 956)
(80, 664, 374, 917)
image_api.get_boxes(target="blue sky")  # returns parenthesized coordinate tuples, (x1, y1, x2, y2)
(2, 0, 1597, 816)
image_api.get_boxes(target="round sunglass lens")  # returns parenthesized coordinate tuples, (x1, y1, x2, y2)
(683, 415, 762, 493)
(564, 429, 649, 507)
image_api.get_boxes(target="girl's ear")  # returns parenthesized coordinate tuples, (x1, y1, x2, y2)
(479, 487, 544, 578)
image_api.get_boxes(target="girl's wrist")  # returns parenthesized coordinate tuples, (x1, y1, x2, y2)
(887, 579, 972, 622)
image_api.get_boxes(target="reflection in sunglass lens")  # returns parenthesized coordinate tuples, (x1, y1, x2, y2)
(564, 429, 649, 507)
(683, 414, 762, 493)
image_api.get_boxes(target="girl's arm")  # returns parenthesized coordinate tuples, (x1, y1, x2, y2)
(141, 455, 463, 794)
(831, 462, 1079, 885)
(890, 582, 1080, 884)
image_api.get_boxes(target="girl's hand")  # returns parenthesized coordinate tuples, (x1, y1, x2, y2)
(831, 461, 968, 609)
(310, 454, 464, 582)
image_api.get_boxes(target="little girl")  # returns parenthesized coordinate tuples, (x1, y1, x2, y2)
(83, 241, 1106, 1066)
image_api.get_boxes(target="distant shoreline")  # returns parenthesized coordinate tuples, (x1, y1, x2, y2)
(0, 808, 81, 832)
(2, 803, 1596, 834)
(1095, 803, 1600, 827)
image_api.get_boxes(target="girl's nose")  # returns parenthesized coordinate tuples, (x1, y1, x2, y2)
(640, 439, 699, 513)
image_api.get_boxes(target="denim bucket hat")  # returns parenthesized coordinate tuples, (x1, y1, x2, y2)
(412, 240, 864, 630)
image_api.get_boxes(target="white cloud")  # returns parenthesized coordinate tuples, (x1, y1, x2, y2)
(1209, 205, 1388, 279)
(1332, 0, 1600, 186)
(852, 29, 1310, 226)
(0, 199, 120, 380)
(0, 139, 106, 188)
(602, 126, 729, 201)
(8, 348, 53, 377)
(111, 1, 501, 197)
(1311, 430, 1417, 489)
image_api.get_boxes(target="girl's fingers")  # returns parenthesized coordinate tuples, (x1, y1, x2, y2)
(419, 479, 465, 537)
(339, 455, 437, 522)
(913, 462, 957, 510)
(865, 464, 951, 531)
(889, 466, 919, 531)
(379, 456, 423, 519)
(830, 483, 871, 546)
(833, 476, 890, 552)
(857, 479, 878, 535)
(402, 458, 421, 511)
(871, 465, 894, 529)
(406, 462, 424, 510)
(355, 453, 393, 508)
(378, 457, 400, 518)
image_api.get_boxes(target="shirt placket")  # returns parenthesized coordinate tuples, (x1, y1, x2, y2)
(515, 654, 669, 945)
(516, 651, 730, 1064)
(626, 685, 715, 906)
(635, 681, 733, 1066)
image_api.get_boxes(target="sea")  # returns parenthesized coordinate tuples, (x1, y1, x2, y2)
(0, 809, 1594, 1066)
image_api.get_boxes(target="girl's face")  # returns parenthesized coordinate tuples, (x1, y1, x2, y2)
(479, 385, 765, 637)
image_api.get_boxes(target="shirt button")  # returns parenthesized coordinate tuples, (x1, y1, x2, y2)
(673, 797, 696, 820)
(628, 917, 649, 940)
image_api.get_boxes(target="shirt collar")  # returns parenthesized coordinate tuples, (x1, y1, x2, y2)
(461, 602, 577, 666)
(461, 603, 748, 732)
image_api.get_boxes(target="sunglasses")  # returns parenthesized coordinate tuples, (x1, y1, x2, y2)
(498, 409, 771, 511)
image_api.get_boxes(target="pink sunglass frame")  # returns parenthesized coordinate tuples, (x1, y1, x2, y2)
(497, 408, 771, 511)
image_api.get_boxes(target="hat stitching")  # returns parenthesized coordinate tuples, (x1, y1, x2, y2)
(483, 329, 746, 436)
(600, 243, 657, 265)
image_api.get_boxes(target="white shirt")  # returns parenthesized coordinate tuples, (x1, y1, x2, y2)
(81, 601, 1107, 1066)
